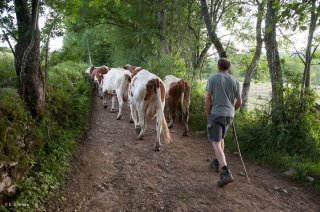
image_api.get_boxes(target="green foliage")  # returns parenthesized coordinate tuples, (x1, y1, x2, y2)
(14, 61, 91, 209)
(310, 58, 320, 86)
(55, 0, 207, 73)
(188, 80, 207, 131)
(230, 53, 270, 82)
(225, 86, 320, 189)
(278, 1, 310, 31)
(0, 60, 91, 210)
(0, 89, 35, 197)
(193, 56, 320, 189)
(0, 52, 16, 88)
(145, 53, 187, 79)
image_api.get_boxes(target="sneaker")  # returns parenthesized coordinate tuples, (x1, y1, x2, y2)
(210, 159, 219, 172)
(217, 168, 234, 187)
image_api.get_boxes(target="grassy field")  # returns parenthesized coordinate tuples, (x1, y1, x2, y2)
(242, 82, 271, 110)
(241, 82, 320, 110)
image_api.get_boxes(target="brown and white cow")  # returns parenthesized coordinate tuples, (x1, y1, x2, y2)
(163, 75, 191, 136)
(85, 65, 95, 75)
(102, 68, 132, 120)
(129, 69, 171, 151)
(123, 64, 143, 76)
(91, 66, 109, 98)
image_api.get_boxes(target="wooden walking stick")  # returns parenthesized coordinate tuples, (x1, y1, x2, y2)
(232, 121, 251, 184)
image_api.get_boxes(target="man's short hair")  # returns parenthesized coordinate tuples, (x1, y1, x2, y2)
(218, 58, 230, 71)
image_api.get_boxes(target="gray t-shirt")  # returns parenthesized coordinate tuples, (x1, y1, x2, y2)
(205, 71, 240, 117)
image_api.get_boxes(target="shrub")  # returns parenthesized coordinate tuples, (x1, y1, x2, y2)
(225, 85, 320, 190)
(0, 52, 16, 88)
(189, 80, 207, 131)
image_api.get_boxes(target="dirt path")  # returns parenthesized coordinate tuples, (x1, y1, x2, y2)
(47, 95, 320, 212)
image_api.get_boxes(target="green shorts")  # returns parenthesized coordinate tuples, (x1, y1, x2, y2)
(207, 115, 233, 142)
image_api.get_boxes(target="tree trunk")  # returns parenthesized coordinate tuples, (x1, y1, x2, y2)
(265, 0, 283, 124)
(241, 0, 265, 110)
(194, 41, 212, 70)
(156, 0, 170, 55)
(200, 0, 227, 58)
(86, 36, 93, 65)
(44, 30, 51, 83)
(300, 0, 318, 101)
(14, 0, 45, 118)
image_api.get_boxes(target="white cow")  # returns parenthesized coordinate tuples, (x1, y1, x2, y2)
(102, 68, 132, 120)
(129, 69, 171, 151)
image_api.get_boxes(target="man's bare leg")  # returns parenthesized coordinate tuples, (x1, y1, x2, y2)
(212, 141, 227, 168)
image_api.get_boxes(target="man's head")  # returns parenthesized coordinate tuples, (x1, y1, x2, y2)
(217, 58, 230, 71)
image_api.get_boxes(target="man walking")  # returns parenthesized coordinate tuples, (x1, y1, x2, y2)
(205, 58, 242, 187)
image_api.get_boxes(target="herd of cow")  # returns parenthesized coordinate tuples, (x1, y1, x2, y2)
(85, 64, 191, 151)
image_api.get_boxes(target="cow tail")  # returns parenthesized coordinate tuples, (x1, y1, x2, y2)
(183, 80, 190, 113)
(155, 79, 171, 144)
(180, 80, 185, 114)
(162, 115, 171, 144)
(120, 74, 131, 102)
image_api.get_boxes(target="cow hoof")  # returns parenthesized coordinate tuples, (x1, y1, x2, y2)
(135, 126, 141, 135)
(168, 124, 173, 129)
(129, 119, 134, 123)
(103, 105, 108, 109)
(110, 109, 115, 113)
(138, 135, 144, 140)
(183, 132, 188, 136)
(100, 96, 103, 99)
(116, 116, 122, 120)
(154, 146, 160, 151)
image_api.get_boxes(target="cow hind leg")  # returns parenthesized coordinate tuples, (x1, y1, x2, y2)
(154, 112, 162, 151)
(116, 94, 123, 120)
(130, 104, 137, 124)
(137, 104, 146, 140)
(182, 110, 189, 136)
(128, 102, 134, 123)
(99, 87, 103, 99)
(103, 93, 108, 109)
(130, 103, 140, 133)
(168, 109, 176, 129)
(167, 109, 173, 128)
(110, 95, 116, 113)
(129, 115, 134, 123)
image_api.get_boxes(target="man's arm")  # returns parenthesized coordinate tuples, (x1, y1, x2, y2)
(205, 91, 212, 118)
(234, 95, 242, 111)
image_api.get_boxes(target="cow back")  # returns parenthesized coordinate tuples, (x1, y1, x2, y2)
(167, 79, 191, 112)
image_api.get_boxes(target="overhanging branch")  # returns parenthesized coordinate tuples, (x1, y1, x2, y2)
(2, 30, 16, 58)
(279, 28, 306, 65)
